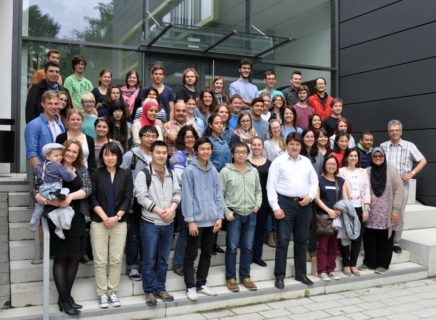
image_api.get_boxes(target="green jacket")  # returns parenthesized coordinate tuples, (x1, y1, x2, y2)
(219, 162, 262, 217)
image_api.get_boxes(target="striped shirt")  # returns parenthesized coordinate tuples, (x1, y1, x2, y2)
(380, 139, 424, 177)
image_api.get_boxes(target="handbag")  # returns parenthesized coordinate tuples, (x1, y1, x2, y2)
(316, 179, 339, 235)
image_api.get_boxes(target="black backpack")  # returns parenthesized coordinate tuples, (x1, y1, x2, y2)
(141, 165, 173, 189)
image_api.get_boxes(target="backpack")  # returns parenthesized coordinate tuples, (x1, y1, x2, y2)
(141, 165, 173, 189)
(129, 151, 148, 171)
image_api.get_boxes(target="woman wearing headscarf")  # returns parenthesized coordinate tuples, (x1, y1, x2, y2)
(362, 147, 403, 274)
(131, 99, 163, 146)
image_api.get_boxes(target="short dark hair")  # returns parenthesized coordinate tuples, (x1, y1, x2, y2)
(194, 136, 213, 154)
(151, 64, 165, 74)
(46, 49, 60, 59)
(322, 154, 340, 176)
(333, 131, 350, 153)
(330, 97, 343, 108)
(342, 147, 361, 168)
(229, 94, 243, 103)
(251, 97, 264, 107)
(150, 140, 168, 152)
(175, 125, 199, 151)
(99, 142, 123, 167)
(239, 58, 253, 69)
(44, 61, 60, 72)
(139, 125, 159, 138)
(291, 70, 302, 77)
(94, 117, 109, 128)
(231, 142, 250, 155)
(264, 70, 276, 78)
(359, 131, 374, 140)
(286, 132, 303, 145)
(71, 55, 87, 70)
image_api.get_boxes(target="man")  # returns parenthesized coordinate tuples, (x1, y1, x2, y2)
(135, 140, 181, 306)
(63, 55, 93, 109)
(258, 70, 284, 99)
(25, 91, 65, 207)
(357, 131, 374, 169)
(29, 49, 63, 89)
(294, 85, 314, 130)
(164, 101, 194, 154)
(228, 95, 243, 129)
(175, 67, 199, 102)
(267, 132, 318, 288)
(121, 125, 159, 281)
(250, 97, 269, 140)
(140, 65, 175, 122)
(229, 59, 258, 109)
(182, 137, 224, 301)
(25, 61, 67, 123)
(322, 97, 343, 137)
(220, 142, 262, 293)
(309, 77, 333, 121)
(381, 120, 427, 253)
(282, 70, 302, 106)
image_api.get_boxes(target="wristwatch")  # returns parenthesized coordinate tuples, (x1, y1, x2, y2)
(116, 214, 121, 221)
(411, 170, 416, 176)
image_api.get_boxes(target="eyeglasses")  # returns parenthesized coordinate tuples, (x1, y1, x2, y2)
(184, 136, 196, 140)
(234, 151, 248, 155)
(141, 134, 157, 139)
(372, 155, 384, 159)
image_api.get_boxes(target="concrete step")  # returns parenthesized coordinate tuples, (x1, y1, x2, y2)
(8, 192, 30, 208)
(8, 207, 32, 223)
(403, 204, 436, 230)
(6, 261, 427, 319)
(9, 222, 34, 241)
(0, 174, 28, 193)
(402, 228, 436, 276)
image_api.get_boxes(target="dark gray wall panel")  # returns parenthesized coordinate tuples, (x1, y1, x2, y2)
(340, 22, 436, 76)
(416, 164, 436, 206)
(342, 94, 436, 133)
(339, 57, 436, 103)
(339, 0, 398, 22)
(340, 0, 436, 48)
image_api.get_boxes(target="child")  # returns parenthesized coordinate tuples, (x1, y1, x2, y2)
(30, 143, 75, 236)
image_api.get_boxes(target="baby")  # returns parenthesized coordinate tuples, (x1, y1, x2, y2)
(30, 143, 75, 235)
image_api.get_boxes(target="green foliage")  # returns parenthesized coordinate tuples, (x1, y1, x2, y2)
(72, 1, 114, 42)
(28, 4, 60, 37)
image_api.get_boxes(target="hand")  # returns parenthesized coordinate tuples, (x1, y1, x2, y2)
(188, 222, 199, 237)
(58, 195, 72, 208)
(226, 212, 235, 221)
(274, 208, 285, 220)
(327, 209, 337, 219)
(334, 209, 342, 217)
(103, 216, 118, 228)
(391, 212, 400, 224)
(401, 172, 414, 183)
(161, 208, 173, 224)
(362, 211, 369, 223)
(46, 199, 61, 207)
(213, 219, 222, 233)
(298, 196, 312, 207)
(253, 206, 260, 214)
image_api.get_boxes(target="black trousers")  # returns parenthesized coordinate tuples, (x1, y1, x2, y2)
(252, 196, 272, 261)
(363, 228, 395, 269)
(184, 226, 214, 289)
(340, 207, 364, 267)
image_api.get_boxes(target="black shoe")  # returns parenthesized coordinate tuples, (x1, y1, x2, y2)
(69, 296, 83, 309)
(145, 292, 157, 306)
(156, 290, 174, 302)
(295, 275, 313, 286)
(80, 255, 91, 264)
(252, 259, 267, 267)
(274, 278, 284, 289)
(393, 246, 402, 253)
(213, 244, 225, 254)
(174, 268, 184, 276)
(58, 301, 81, 315)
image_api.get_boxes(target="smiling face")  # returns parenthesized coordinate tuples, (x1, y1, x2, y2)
(146, 105, 158, 121)
(102, 149, 118, 168)
(42, 97, 60, 119)
(100, 71, 112, 87)
(112, 109, 123, 122)
(46, 149, 63, 163)
(311, 115, 322, 129)
(58, 93, 68, 110)
(337, 135, 349, 152)
(269, 120, 281, 138)
(251, 138, 264, 156)
(209, 115, 224, 135)
(317, 132, 328, 147)
(213, 78, 224, 92)
(286, 139, 302, 159)
(239, 64, 251, 79)
(140, 131, 157, 149)
(264, 74, 276, 90)
(147, 90, 158, 99)
(110, 88, 121, 101)
(372, 151, 385, 166)
(325, 157, 338, 176)
(332, 102, 343, 116)
(63, 143, 80, 165)
(95, 121, 109, 138)
(184, 130, 196, 150)
(202, 92, 213, 107)
(283, 108, 294, 125)
(337, 120, 348, 132)
(151, 145, 168, 167)
(233, 145, 249, 164)
(298, 90, 308, 102)
(152, 69, 164, 85)
(67, 113, 83, 130)
(291, 73, 302, 89)
(46, 66, 60, 85)
(388, 124, 402, 143)
(83, 99, 95, 113)
(346, 150, 359, 168)
(239, 115, 251, 131)
(315, 78, 326, 94)
(303, 131, 315, 148)
(197, 142, 212, 163)
(360, 134, 374, 151)
(231, 97, 243, 114)
(127, 73, 138, 88)
(272, 96, 284, 110)
(174, 102, 187, 123)
(186, 98, 196, 115)
(251, 102, 264, 117)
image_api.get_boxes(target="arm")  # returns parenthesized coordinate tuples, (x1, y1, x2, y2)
(403, 157, 427, 183)
(134, 171, 159, 213)
(86, 136, 96, 173)
(219, 169, 233, 220)
(266, 159, 284, 219)
(390, 167, 404, 224)
(299, 165, 318, 206)
(253, 170, 262, 212)
(315, 186, 338, 218)
(213, 170, 224, 233)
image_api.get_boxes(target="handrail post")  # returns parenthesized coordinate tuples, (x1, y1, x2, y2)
(31, 218, 42, 264)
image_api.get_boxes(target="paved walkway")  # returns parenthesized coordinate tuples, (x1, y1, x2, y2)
(157, 278, 436, 320)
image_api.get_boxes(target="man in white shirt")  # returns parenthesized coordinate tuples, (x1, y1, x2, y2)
(267, 132, 318, 288)
(380, 119, 427, 253)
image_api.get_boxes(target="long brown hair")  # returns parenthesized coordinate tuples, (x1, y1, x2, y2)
(62, 139, 84, 167)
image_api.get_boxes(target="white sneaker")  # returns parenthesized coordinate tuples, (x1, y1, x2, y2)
(186, 287, 198, 301)
(328, 272, 341, 280)
(109, 291, 121, 307)
(198, 285, 217, 296)
(319, 273, 330, 281)
(98, 294, 109, 308)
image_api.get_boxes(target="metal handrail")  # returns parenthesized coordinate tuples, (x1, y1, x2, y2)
(41, 217, 50, 320)
(31, 218, 42, 264)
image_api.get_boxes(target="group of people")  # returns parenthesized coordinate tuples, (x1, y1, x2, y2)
(24, 51, 427, 315)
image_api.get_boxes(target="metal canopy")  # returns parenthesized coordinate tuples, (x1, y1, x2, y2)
(144, 23, 295, 58)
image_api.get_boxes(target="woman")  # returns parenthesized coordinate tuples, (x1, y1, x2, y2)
(330, 132, 350, 168)
(316, 128, 330, 156)
(309, 113, 322, 134)
(339, 147, 370, 276)
(195, 89, 215, 126)
(211, 76, 229, 105)
(121, 70, 141, 116)
(263, 119, 286, 161)
(249, 137, 272, 266)
(169, 125, 199, 276)
(92, 69, 112, 106)
(301, 129, 324, 176)
(315, 155, 348, 281)
(329, 117, 356, 149)
(270, 94, 285, 123)
(93, 117, 123, 167)
(281, 105, 302, 138)
(363, 147, 403, 274)
(58, 90, 74, 128)
(131, 99, 163, 146)
(131, 87, 161, 122)
(229, 112, 257, 148)
(90, 142, 133, 309)
(185, 96, 205, 136)
(56, 109, 96, 172)
(98, 85, 125, 117)
(81, 92, 98, 140)
(107, 101, 131, 151)
(214, 104, 234, 144)
(34, 139, 92, 315)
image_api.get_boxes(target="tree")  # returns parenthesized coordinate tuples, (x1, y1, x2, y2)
(28, 4, 60, 37)
(73, 1, 114, 42)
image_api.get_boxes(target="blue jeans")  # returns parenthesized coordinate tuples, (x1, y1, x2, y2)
(225, 213, 256, 280)
(140, 222, 174, 293)
(173, 207, 187, 270)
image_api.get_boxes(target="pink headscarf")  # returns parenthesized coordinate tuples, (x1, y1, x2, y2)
(140, 100, 159, 127)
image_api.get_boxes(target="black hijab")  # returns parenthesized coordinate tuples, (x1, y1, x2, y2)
(370, 147, 387, 197)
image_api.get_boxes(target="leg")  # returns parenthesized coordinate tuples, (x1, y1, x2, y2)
(125, 200, 141, 272)
(155, 224, 174, 291)
(184, 228, 201, 289)
(239, 213, 256, 280)
(293, 204, 312, 278)
(363, 227, 377, 269)
(107, 222, 127, 293)
(326, 234, 338, 274)
(252, 198, 269, 261)
(225, 214, 242, 280)
(90, 222, 109, 296)
(65, 256, 81, 298)
(173, 208, 187, 270)
(53, 257, 70, 302)
(349, 208, 363, 267)
(308, 204, 318, 256)
(274, 197, 295, 280)
(377, 230, 395, 269)
(140, 222, 160, 293)
(196, 226, 215, 288)
(317, 235, 329, 274)
(394, 183, 409, 247)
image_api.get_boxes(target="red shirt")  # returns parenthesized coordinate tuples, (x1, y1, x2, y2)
(309, 93, 333, 121)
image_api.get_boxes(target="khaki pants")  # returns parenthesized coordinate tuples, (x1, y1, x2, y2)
(90, 221, 127, 296)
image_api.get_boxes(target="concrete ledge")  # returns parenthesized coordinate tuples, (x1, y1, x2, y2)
(402, 228, 436, 276)
(8, 193, 30, 208)
(8, 207, 32, 223)
(403, 204, 436, 230)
